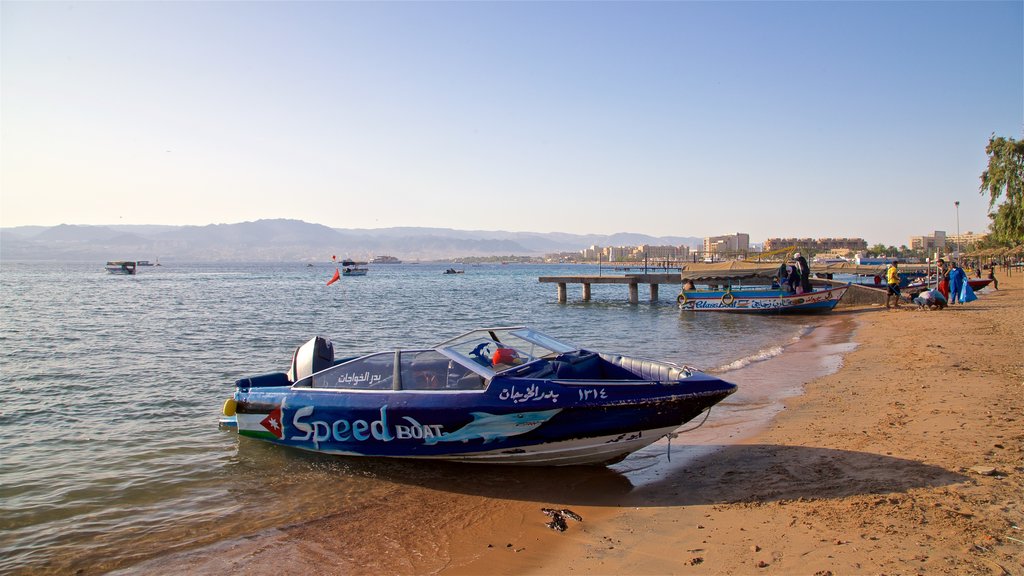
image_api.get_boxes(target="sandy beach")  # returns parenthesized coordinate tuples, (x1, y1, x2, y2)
(136, 277, 1022, 576)
(436, 280, 1022, 575)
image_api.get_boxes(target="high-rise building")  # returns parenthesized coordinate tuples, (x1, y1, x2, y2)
(704, 233, 750, 255)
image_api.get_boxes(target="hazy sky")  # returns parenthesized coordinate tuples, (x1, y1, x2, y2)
(2, 1, 1021, 246)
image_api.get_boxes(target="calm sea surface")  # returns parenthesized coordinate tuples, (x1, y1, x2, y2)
(0, 262, 815, 573)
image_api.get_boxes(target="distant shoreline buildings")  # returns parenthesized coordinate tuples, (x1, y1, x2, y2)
(910, 230, 987, 252)
(763, 237, 867, 253)
(559, 230, 989, 264)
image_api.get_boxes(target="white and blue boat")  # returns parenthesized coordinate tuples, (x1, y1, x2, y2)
(105, 260, 138, 275)
(341, 266, 368, 276)
(677, 284, 850, 313)
(675, 262, 849, 313)
(221, 326, 737, 466)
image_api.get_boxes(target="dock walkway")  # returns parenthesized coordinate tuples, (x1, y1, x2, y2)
(538, 273, 680, 303)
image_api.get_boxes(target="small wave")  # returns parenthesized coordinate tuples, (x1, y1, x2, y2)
(713, 323, 814, 373)
(715, 345, 785, 372)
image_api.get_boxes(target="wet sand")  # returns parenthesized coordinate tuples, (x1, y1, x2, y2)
(133, 280, 1022, 575)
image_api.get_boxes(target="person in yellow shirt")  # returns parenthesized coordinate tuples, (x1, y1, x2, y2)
(885, 260, 902, 309)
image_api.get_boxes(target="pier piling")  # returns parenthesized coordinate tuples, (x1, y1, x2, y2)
(539, 274, 679, 304)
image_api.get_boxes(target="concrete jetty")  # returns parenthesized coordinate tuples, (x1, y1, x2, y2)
(538, 273, 680, 303)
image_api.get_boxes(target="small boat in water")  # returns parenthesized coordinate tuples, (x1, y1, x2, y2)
(675, 262, 849, 313)
(678, 285, 850, 313)
(342, 266, 368, 276)
(221, 326, 737, 466)
(443, 268, 465, 274)
(105, 261, 138, 275)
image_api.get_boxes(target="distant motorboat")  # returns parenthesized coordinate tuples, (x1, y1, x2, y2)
(342, 266, 368, 276)
(443, 268, 465, 274)
(105, 261, 138, 275)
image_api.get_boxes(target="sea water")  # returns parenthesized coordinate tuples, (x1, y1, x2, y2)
(0, 262, 815, 573)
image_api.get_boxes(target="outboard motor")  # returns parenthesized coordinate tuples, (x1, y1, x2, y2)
(287, 336, 334, 382)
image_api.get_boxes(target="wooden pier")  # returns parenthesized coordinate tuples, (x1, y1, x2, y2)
(538, 274, 680, 304)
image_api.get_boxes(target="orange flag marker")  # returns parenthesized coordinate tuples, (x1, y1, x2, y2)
(327, 268, 341, 286)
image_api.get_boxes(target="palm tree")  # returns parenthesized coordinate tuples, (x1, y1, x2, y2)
(979, 135, 1024, 245)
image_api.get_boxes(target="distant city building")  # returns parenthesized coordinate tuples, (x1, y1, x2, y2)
(578, 244, 691, 262)
(909, 231, 947, 252)
(947, 231, 987, 249)
(631, 244, 690, 260)
(763, 237, 868, 253)
(607, 246, 630, 262)
(581, 245, 604, 260)
(544, 251, 583, 263)
(704, 233, 749, 255)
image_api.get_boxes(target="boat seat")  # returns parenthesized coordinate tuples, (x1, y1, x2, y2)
(601, 353, 687, 382)
(451, 373, 486, 390)
(405, 358, 451, 390)
(554, 352, 602, 379)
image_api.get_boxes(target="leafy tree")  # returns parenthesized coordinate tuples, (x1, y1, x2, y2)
(979, 135, 1024, 244)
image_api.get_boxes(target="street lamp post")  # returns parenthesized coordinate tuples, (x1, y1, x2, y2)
(954, 200, 960, 259)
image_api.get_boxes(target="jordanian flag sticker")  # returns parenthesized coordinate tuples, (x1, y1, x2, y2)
(260, 406, 284, 439)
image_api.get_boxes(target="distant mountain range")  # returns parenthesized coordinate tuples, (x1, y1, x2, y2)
(0, 219, 703, 262)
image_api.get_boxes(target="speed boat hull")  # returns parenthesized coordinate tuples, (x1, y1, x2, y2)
(223, 327, 736, 466)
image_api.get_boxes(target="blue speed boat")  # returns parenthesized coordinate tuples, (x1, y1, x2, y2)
(221, 327, 737, 466)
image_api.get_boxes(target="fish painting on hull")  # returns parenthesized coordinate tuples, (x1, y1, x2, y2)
(424, 409, 562, 445)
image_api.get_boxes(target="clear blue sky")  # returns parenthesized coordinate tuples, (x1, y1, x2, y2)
(2, 1, 1021, 247)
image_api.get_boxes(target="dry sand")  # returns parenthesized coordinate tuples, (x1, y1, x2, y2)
(143, 277, 1022, 576)
(441, 279, 1023, 575)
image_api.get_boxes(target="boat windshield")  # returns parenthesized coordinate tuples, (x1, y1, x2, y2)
(437, 327, 576, 372)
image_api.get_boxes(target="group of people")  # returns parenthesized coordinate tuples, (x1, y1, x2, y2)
(774, 252, 813, 294)
(909, 258, 981, 311)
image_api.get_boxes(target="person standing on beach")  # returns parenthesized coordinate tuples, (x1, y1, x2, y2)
(936, 258, 950, 300)
(988, 267, 999, 290)
(948, 261, 966, 305)
(885, 260, 902, 309)
(794, 252, 812, 293)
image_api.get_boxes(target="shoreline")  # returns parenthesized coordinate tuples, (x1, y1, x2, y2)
(121, 282, 1022, 575)
(436, 311, 865, 574)
(123, 306, 856, 575)
(443, 283, 1023, 575)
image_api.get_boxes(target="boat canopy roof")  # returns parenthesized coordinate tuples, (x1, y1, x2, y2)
(679, 262, 779, 281)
